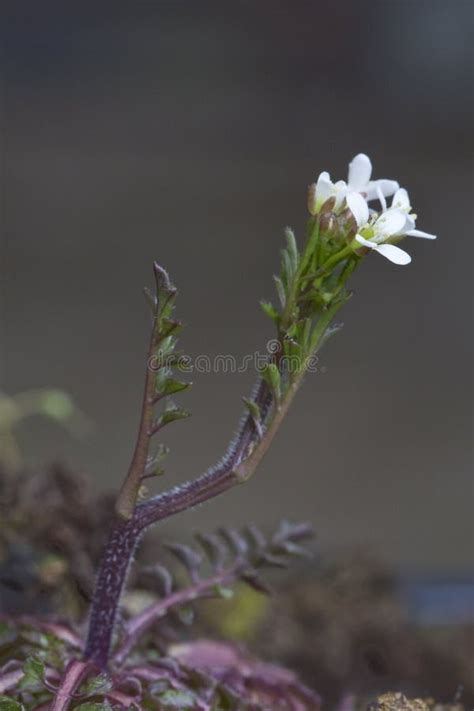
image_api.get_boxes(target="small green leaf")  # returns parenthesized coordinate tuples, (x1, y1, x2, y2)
(173, 354, 192, 372)
(155, 404, 191, 429)
(242, 396, 263, 438)
(273, 275, 286, 308)
(242, 396, 260, 421)
(74, 704, 112, 711)
(18, 656, 45, 690)
(260, 300, 280, 323)
(281, 249, 293, 285)
(160, 318, 183, 338)
(282, 339, 303, 375)
(145, 444, 170, 476)
(161, 378, 191, 397)
(261, 362, 281, 401)
(284, 226, 299, 272)
(79, 673, 112, 696)
(156, 335, 177, 359)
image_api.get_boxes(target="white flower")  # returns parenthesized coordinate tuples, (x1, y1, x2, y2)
(347, 153, 400, 201)
(312, 171, 347, 212)
(347, 191, 412, 264)
(346, 186, 437, 265)
(310, 153, 399, 216)
(383, 188, 437, 240)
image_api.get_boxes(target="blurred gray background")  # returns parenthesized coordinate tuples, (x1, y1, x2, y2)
(1, 1, 472, 573)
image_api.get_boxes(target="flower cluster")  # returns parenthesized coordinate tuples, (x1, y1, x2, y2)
(308, 153, 436, 264)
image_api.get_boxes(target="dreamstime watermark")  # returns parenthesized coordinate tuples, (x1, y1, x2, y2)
(148, 339, 321, 375)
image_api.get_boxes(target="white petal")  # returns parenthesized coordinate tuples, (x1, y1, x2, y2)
(406, 229, 437, 240)
(315, 172, 334, 205)
(403, 213, 416, 232)
(392, 187, 410, 211)
(317, 171, 330, 182)
(365, 179, 400, 201)
(374, 208, 407, 238)
(346, 191, 369, 227)
(355, 234, 375, 249)
(374, 243, 412, 265)
(348, 153, 372, 190)
(376, 185, 387, 212)
(333, 180, 348, 210)
(355, 234, 411, 264)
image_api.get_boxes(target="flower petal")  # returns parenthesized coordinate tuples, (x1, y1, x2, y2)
(365, 179, 400, 201)
(374, 243, 412, 265)
(315, 172, 334, 205)
(392, 187, 410, 211)
(317, 171, 330, 182)
(355, 234, 411, 264)
(403, 213, 416, 232)
(333, 180, 348, 210)
(354, 234, 375, 249)
(374, 208, 407, 238)
(376, 185, 387, 212)
(348, 153, 372, 190)
(406, 229, 437, 240)
(346, 191, 369, 227)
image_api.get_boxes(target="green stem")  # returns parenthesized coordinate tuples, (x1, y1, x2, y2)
(299, 217, 321, 276)
(236, 294, 346, 484)
(318, 244, 353, 274)
(280, 218, 321, 333)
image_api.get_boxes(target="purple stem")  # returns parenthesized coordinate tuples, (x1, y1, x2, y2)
(83, 517, 143, 667)
(50, 659, 94, 711)
(84, 379, 272, 669)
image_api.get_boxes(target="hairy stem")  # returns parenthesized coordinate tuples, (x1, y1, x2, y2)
(84, 517, 143, 667)
(85, 232, 348, 667)
(83, 383, 268, 668)
(84, 299, 345, 668)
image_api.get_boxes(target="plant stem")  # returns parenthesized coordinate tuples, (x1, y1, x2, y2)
(280, 218, 320, 333)
(115, 328, 160, 521)
(84, 300, 344, 667)
(84, 242, 350, 668)
(83, 517, 143, 667)
(50, 660, 95, 711)
(234, 377, 303, 482)
(318, 244, 353, 274)
(84, 371, 277, 668)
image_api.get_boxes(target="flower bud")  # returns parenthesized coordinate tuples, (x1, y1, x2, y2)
(319, 211, 339, 239)
(339, 207, 359, 242)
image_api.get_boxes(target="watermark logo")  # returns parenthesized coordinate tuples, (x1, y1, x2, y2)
(148, 339, 320, 374)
